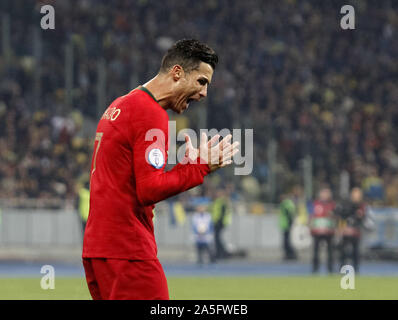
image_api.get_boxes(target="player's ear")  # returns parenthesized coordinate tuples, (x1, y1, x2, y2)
(170, 65, 184, 82)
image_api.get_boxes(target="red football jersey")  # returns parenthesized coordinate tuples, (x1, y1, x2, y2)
(82, 87, 210, 260)
(310, 200, 336, 236)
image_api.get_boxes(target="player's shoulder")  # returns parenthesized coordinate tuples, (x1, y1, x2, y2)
(99, 88, 168, 131)
(121, 88, 168, 119)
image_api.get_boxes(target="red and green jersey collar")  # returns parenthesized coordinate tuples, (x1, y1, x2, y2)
(137, 85, 158, 103)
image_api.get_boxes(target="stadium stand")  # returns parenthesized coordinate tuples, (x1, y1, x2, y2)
(0, 0, 397, 207)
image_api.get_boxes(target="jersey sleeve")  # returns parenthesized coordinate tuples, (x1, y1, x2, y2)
(130, 104, 210, 206)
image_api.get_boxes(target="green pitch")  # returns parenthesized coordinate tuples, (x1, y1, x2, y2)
(0, 276, 397, 300)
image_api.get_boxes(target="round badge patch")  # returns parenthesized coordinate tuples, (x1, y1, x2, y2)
(148, 148, 164, 169)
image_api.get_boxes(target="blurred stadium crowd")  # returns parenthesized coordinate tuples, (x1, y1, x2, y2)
(0, 0, 398, 207)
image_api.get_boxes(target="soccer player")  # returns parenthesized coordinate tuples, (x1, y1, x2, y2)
(82, 39, 239, 300)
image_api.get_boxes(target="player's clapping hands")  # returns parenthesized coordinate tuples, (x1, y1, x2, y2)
(184, 133, 240, 172)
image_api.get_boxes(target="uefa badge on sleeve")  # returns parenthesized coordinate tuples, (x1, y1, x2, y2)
(148, 148, 165, 169)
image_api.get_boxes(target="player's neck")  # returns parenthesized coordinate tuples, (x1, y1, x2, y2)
(142, 75, 173, 110)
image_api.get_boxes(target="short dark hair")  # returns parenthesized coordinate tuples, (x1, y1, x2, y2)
(159, 39, 218, 73)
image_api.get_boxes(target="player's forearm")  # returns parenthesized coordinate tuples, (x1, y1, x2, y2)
(136, 162, 210, 206)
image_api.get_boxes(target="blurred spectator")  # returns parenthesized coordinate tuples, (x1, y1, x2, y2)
(361, 165, 385, 204)
(76, 180, 90, 239)
(192, 203, 215, 265)
(309, 186, 336, 274)
(169, 195, 187, 226)
(335, 187, 368, 273)
(385, 175, 398, 207)
(278, 186, 300, 261)
(211, 188, 232, 260)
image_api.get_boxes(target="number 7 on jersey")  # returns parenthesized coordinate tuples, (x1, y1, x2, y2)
(92, 132, 103, 174)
